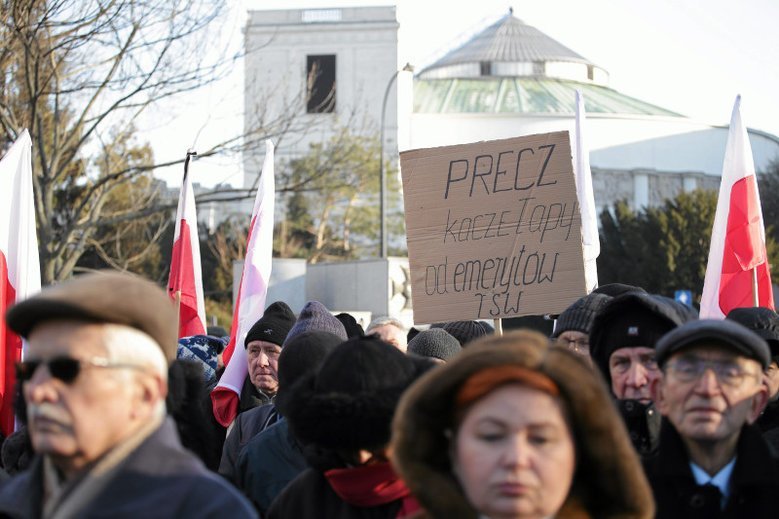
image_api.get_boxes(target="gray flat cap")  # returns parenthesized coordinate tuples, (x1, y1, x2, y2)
(656, 319, 770, 369)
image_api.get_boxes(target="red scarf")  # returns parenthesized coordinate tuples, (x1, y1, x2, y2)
(324, 462, 420, 518)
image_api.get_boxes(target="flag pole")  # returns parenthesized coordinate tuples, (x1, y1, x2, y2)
(753, 267, 759, 307)
(493, 318, 503, 336)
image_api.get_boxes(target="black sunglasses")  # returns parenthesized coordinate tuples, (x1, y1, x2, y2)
(15, 356, 141, 384)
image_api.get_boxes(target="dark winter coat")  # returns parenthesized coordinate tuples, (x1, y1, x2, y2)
(618, 399, 662, 458)
(235, 418, 307, 515)
(266, 468, 403, 519)
(644, 421, 779, 519)
(218, 402, 279, 482)
(391, 330, 655, 519)
(758, 398, 779, 453)
(0, 418, 257, 519)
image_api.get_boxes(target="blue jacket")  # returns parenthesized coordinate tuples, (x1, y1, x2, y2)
(0, 418, 257, 519)
(235, 418, 307, 515)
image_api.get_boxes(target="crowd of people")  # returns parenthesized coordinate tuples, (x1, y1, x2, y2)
(0, 270, 778, 518)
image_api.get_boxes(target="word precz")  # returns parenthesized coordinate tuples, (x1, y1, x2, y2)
(444, 144, 556, 199)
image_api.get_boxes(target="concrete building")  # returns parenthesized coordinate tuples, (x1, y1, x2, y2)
(243, 6, 400, 189)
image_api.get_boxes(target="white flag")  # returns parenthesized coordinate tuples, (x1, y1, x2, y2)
(211, 140, 275, 426)
(0, 129, 41, 435)
(574, 90, 600, 292)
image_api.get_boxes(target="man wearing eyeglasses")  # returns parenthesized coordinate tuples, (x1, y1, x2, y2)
(551, 291, 611, 363)
(0, 271, 256, 518)
(589, 292, 694, 456)
(646, 319, 779, 518)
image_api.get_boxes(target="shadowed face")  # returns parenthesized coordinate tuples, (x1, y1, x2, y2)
(609, 346, 660, 403)
(452, 384, 575, 519)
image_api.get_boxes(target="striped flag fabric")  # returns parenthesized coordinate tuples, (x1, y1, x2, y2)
(700, 96, 774, 318)
(0, 129, 41, 435)
(168, 152, 207, 338)
(211, 140, 275, 427)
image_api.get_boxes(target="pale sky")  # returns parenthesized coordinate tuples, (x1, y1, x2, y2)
(149, 0, 779, 188)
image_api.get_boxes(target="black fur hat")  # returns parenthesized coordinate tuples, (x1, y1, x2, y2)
(283, 335, 431, 452)
(589, 292, 694, 385)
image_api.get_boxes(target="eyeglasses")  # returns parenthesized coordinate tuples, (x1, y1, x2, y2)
(665, 358, 759, 388)
(16, 356, 144, 384)
(610, 355, 658, 374)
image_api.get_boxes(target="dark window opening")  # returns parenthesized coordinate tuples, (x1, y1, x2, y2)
(306, 55, 336, 113)
(480, 61, 491, 76)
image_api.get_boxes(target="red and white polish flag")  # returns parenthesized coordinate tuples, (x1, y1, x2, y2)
(168, 152, 206, 338)
(211, 140, 275, 427)
(700, 96, 774, 318)
(0, 129, 41, 436)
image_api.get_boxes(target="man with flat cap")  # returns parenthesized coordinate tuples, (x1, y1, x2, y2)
(0, 271, 256, 518)
(645, 319, 779, 518)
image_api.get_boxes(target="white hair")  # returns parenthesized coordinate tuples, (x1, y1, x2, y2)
(100, 324, 168, 417)
(366, 316, 406, 333)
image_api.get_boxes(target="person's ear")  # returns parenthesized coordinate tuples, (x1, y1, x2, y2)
(131, 371, 165, 419)
(747, 379, 769, 424)
(650, 374, 667, 415)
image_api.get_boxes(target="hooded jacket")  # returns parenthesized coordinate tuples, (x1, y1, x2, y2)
(391, 330, 654, 519)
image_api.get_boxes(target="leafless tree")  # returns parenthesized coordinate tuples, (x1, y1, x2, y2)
(0, 0, 304, 283)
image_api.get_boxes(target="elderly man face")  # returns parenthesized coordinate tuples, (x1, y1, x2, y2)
(608, 346, 660, 403)
(22, 320, 163, 478)
(247, 340, 281, 394)
(653, 344, 766, 443)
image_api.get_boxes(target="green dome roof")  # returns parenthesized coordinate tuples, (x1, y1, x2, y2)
(414, 77, 682, 116)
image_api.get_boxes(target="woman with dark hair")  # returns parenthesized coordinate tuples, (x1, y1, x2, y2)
(391, 330, 654, 519)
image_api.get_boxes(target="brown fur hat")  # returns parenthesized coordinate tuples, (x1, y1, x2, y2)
(391, 330, 654, 519)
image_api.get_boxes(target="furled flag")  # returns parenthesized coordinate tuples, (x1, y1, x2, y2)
(211, 140, 275, 427)
(574, 90, 600, 292)
(0, 129, 41, 436)
(168, 152, 206, 338)
(700, 96, 774, 318)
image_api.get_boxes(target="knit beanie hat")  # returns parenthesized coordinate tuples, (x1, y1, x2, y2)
(442, 320, 488, 347)
(552, 293, 612, 338)
(276, 331, 344, 413)
(727, 306, 779, 362)
(244, 301, 296, 348)
(590, 293, 693, 385)
(592, 283, 647, 298)
(284, 335, 432, 452)
(335, 312, 364, 338)
(176, 335, 227, 382)
(284, 301, 348, 345)
(408, 328, 461, 361)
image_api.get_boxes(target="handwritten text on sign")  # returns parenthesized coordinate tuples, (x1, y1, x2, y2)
(400, 132, 586, 324)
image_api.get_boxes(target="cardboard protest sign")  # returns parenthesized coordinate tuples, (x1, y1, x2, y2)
(400, 131, 586, 324)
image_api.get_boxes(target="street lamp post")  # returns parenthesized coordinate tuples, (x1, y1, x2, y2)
(379, 62, 414, 258)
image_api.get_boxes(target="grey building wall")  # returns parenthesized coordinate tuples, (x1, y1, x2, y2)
(243, 6, 399, 189)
